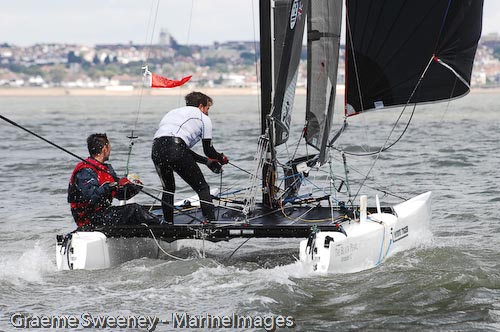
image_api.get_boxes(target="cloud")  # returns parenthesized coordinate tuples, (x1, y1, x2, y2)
(483, 0, 500, 35)
(1, 0, 498, 45)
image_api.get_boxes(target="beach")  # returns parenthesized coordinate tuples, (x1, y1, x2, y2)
(0, 87, 265, 97)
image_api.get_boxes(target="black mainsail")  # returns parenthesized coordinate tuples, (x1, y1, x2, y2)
(345, 0, 484, 115)
(304, 0, 343, 165)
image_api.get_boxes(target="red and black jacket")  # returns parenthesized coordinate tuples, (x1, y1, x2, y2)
(67, 158, 117, 227)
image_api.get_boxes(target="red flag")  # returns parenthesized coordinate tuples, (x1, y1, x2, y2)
(151, 73, 192, 88)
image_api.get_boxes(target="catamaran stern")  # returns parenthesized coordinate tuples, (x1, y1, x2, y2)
(56, 232, 169, 270)
(299, 192, 432, 274)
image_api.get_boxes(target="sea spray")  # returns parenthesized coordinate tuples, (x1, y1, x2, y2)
(0, 242, 56, 285)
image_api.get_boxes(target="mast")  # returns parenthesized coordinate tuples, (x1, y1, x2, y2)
(259, 0, 308, 207)
(259, 0, 274, 207)
(259, 0, 272, 136)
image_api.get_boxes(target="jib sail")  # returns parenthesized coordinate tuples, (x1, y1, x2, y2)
(304, 0, 343, 165)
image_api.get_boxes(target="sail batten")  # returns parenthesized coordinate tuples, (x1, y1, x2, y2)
(346, 0, 484, 116)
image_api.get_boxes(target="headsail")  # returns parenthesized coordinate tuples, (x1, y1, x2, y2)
(270, 0, 308, 146)
(345, 0, 484, 115)
(304, 0, 343, 165)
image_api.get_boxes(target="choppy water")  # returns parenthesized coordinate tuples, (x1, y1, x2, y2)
(0, 92, 499, 331)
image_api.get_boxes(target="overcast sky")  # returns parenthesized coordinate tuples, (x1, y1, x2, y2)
(1, 0, 499, 46)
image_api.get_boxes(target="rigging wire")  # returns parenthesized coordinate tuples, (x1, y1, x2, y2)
(439, 77, 459, 122)
(133, 0, 161, 133)
(251, 0, 262, 116)
(126, 0, 195, 171)
(337, 102, 418, 157)
(1, 115, 87, 164)
(185, 0, 194, 47)
(174, 0, 195, 106)
(350, 56, 435, 200)
(345, 5, 364, 113)
(125, 0, 161, 175)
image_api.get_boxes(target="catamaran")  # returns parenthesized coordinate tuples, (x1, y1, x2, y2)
(55, 0, 483, 273)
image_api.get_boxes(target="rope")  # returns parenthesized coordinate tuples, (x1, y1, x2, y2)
(366, 216, 393, 266)
(338, 102, 417, 157)
(139, 188, 203, 223)
(227, 238, 252, 260)
(242, 136, 269, 216)
(141, 223, 192, 261)
(139, 184, 244, 214)
(228, 161, 257, 177)
(142, 180, 339, 224)
(216, 171, 223, 220)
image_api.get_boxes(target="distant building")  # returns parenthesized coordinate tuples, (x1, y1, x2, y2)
(1, 33, 500, 89)
(159, 29, 171, 46)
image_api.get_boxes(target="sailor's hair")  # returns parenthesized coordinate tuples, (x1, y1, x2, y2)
(87, 133, 109, 156)
(185, 91, 213, 107)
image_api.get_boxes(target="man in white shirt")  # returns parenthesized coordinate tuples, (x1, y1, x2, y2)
(152, 91, 228, 224)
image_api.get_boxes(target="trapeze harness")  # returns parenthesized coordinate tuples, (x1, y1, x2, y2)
(68, 158, 116, 227)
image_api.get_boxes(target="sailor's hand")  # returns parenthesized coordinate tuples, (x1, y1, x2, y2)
(127, 174, 143, 188)
(219, 153, 229, 165)
(206, 158, 223, 174)
(118, 177, 132, 187)
(132, 179, 143, 190)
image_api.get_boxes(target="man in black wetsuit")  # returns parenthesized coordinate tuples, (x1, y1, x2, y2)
(68, 133, 161, 227)
(152, 92, 229, 224)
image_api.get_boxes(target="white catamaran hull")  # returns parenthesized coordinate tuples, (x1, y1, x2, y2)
(56, 233, 206, 270)
(56, 192, 431, 272)
(299, 192, 432, 274)
(57, 233, 159, 270)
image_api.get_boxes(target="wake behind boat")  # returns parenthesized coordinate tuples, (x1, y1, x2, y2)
(55, 0, 482, 273)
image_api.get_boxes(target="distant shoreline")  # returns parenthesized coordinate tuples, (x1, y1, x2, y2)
(0, 87, 268, 97)
(0, 86, 497, 96)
